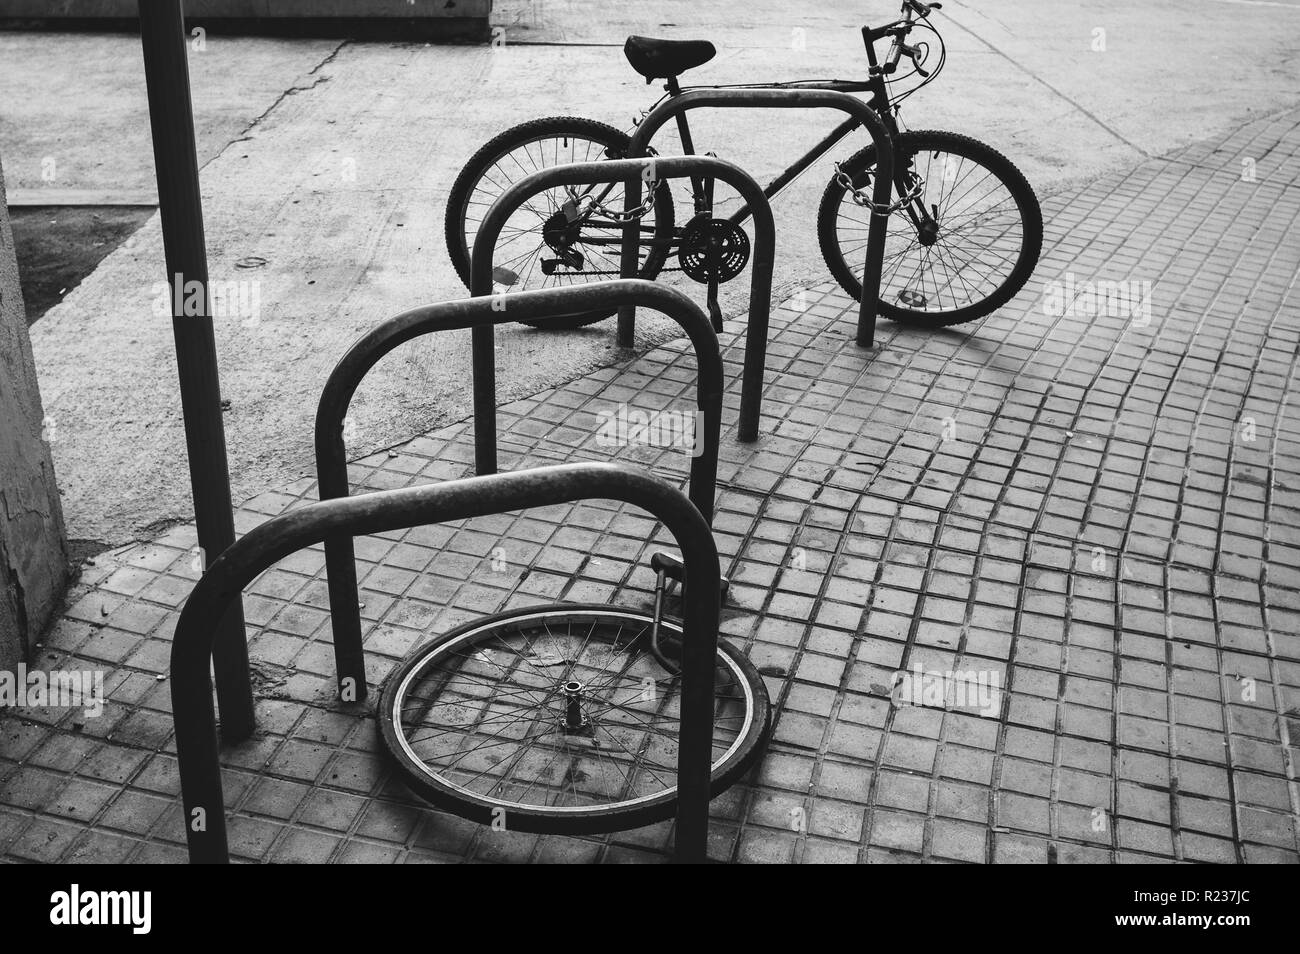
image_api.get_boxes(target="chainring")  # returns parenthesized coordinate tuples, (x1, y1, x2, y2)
(676, 215, 750, 284)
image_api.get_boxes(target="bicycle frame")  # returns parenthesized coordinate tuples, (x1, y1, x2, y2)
(620, 88, 895, 348)
(554, 29, 912, 253)
(657, 60, 903, 226)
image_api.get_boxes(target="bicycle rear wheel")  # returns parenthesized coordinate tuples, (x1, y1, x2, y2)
(818, 129, 1042, 327)
(377, 604, 770, 834)
(444, 117, 676, 329)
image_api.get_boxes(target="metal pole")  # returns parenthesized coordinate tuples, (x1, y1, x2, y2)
(471, 324, 498, 475)
(314, 281, 723, 700)
(139, 0, 254, 742)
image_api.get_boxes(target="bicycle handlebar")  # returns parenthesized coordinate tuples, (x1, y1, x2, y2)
(863, 0, 942, 76)
(905, 0, 941, 18)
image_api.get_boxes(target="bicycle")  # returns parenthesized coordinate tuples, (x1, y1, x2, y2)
(445, 0, 1043, 330)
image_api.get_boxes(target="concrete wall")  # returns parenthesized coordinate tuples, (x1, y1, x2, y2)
(0, 156, 68, 670)
(0, 1, 492, 40)
(0, 0, 489, 14)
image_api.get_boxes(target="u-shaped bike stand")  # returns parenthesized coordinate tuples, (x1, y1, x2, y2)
(619, 88, 896, 349)
(170, 463, 723, 863)
(315, 280, 724, 702)
(471, 155, 774, 445)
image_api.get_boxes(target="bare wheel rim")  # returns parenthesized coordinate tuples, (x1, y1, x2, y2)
(835, 144, 1028, 315)
(386, 608, 758, 817)
(461, 134, 665, 295)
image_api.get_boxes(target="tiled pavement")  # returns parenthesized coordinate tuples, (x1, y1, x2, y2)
(3, 107, 1300, 864)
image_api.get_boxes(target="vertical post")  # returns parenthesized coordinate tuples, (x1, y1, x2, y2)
(471, 324, 497, 475)
(855, 210, 886, 348)
(139, 0, 254, 742)
(673, 532, 721, 863)
(855, 150, 893, 349)
(616, 169, 644, 347)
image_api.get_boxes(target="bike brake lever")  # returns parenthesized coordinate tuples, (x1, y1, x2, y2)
(903, 42, 930, 76)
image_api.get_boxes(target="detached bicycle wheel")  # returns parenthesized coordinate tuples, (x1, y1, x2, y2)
(444, 116, 676, 329)
(818, 129, 1042, 327)
(378, 604, 770, 834)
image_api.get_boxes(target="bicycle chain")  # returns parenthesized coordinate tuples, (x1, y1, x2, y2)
(833, 161, 926, 215)
(585, 148, 664, 222)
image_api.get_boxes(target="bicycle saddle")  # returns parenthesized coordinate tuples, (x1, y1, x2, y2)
(624, 35, 716, 81)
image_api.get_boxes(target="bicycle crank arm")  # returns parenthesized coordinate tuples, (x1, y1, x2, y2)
(707, 276, 724, 333)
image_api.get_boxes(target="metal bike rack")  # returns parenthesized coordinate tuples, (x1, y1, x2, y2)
(470, 155, 775, 450)
(621, 88, 896, 349)
(315, 281, 724, 701)
(170, 463, 722, 864)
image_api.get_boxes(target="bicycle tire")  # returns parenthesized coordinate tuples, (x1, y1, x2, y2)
(377, 603, 770, 834)
(817, 129, 1042, 328)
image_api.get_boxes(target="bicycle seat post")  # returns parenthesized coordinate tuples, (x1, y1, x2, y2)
(664, 76, 710, 216)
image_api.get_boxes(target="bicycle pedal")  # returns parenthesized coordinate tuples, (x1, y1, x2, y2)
(541, 253, 585, 275)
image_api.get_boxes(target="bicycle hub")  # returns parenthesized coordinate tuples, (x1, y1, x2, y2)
(917, 217, 939, 246)
(560, 680, 590, 732)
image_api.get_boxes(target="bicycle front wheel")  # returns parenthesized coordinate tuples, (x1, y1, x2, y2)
(818, 129, 1042, 327)
(377, 604, 770, 834)
(444, 116, 676, 329)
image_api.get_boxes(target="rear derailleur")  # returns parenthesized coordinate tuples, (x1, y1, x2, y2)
(541, 197, 589, 275)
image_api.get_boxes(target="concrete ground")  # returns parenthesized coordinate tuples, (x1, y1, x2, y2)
(2, 105, 1298, 863)
(4, 0, 1300, 553)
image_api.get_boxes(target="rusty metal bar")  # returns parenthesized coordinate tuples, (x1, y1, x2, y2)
(620, 88, 895, 349)
(170, 463, 721, 863)
(470, 155, 775, 453)
(314, 280, 723, 701)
